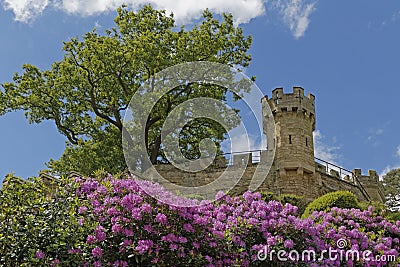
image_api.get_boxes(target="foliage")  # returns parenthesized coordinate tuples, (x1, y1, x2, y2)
(386, 211, 400, 223)
(302, 191, 360, 218)
(260, 191, 275, 202)
(359, 200, 386, 216)
(355, 200, 400, 224)
(59, 176, 400, 266)
(46, 126, 125, 176)
(382, 168, 400, 211)
(0, 5, 253, 176)
(0, 175, 92, 266)
(1, 175, 399, 266)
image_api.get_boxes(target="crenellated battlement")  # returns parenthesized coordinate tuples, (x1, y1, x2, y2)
(267, 86, 314, 115)
(352, 169, 379, 182)
(352, 169, 385, 202)
(262, 87, 316, 133)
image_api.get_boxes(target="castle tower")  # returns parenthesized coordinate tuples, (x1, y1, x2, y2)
(262, 87, 318, 198)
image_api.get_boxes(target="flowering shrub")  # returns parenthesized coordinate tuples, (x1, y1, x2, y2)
(1, 174, 399, 266)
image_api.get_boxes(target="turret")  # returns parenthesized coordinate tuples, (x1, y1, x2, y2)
(262, 86, 316, 174)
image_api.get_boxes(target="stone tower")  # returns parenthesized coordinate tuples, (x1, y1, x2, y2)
(262, 87, 319, 199)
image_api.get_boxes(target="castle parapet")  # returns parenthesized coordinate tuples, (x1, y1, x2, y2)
(264, 87, 316, 130)
(352, 168, 385, 202)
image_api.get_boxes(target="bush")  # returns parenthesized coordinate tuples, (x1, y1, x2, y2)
(359, 200, 386, 215)
(259, 193, 308, 216)
(1, 176, 399, 266)
(0, 175, 91, 266)
(387, 211, 400, 223)
(302, 191, 360, 218)
(260, 191, 275, 202)
(277, 194, 308, 216)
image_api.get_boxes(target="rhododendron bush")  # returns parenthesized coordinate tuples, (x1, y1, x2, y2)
(1, 175, 399, 266)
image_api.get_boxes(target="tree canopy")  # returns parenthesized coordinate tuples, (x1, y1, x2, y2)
(382, 168, 400, 211)
(0, 5, 253, 176)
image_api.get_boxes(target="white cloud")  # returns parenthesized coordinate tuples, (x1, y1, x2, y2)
(379, 145, 400, 177)
(220, 130, 266, 165)
(313, 130, 340, 165)
(380, 164, 400, 178)
(2, 0, 317, 38)
(2, 0, 48, 23)
(272, 0, 317, 39)
(3, 0, 266, 24)
(221, 131, 266, 154)
(367, 128, 384, 141)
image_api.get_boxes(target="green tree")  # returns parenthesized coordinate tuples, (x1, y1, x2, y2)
(382, 168, 400, 211)
(0, 5, 252, 176)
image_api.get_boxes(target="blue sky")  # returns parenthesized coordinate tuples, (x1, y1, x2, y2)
(1, 0, 400, 182)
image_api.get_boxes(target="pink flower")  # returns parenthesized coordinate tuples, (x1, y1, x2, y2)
(284, 239, 294, 249)
(78, 206, 88, 214)
(205, 255, 213, 263)
(113, 260, 128, 267)
(124, 228, 134, 236)
(95, 226, 106, 242)
(192, 242, 200, 249)
(111, 223, 123, 234)
(107, 207, 120, 216)
(86, 234, 96, 244)
(123, 239, 133, 247)
(50, 258, 61, 266)
(68, 248, 81, 254)
(183, 223, 194, 233)
(35, 250, 45, 259)
(169, 243, 178, 250)
(136, 239, 154, 254)
(155, 213, 168, 224)
(141, 203, 152, 214)
(92, 246, 103, 258)
(143, 223, 154, 233)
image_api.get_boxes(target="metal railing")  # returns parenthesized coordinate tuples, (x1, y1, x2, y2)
(314, 157, 354, 182)
(216, 150, 372, 201)
(314, 157, 370, 200)
(221, 149, 263, 166)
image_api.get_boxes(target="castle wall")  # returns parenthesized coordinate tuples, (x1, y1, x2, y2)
(151, 159, 383, 203)
(149, 163, 260, 198)
(318, 171, 369, 202)
(272, 168, 320, 201)
(145, 87, 384, 204)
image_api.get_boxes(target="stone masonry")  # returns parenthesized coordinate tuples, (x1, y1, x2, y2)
(154, 87, 385, 203)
